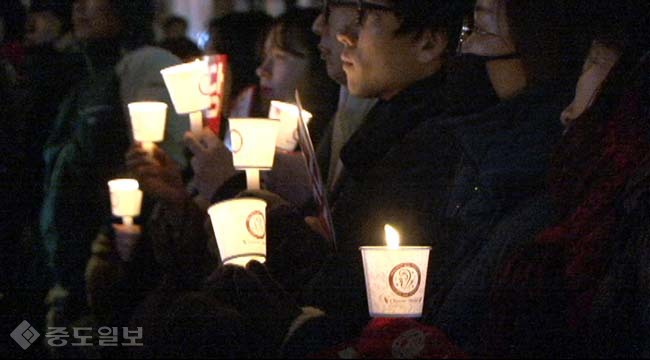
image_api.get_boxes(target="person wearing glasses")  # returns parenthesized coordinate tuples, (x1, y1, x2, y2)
(200, 0, 469, 357)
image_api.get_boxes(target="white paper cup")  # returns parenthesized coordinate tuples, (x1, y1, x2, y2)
(107, 179, 143, 218)
(207, 198, 267, 266)
(268, 101, 313, 151)
(360, 246, 431, 318)
(160, 60, 212, 114)
(128, 101, 168, 144)
(227, 118, 280, 170)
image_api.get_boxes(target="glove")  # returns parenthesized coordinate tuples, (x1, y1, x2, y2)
(205, 260, 303, 356)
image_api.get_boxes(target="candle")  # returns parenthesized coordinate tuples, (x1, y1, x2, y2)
(360, 224, 431, 318)
(107, 179, 143, 226)
(207, 198, 267, 266)
(128, 101, 168, 155)
(160, 59, 212, 134)
(227, 118, 280, 190)
(268, 101, 313, 152)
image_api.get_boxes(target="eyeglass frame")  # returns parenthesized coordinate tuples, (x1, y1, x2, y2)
(322, 0, 397, 26)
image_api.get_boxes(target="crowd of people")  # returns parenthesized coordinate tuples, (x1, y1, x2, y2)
(2, 0, 649, 358)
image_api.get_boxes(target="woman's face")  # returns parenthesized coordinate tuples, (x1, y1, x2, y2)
(560, 41, 620, 125)
(255, 28, 309, 103)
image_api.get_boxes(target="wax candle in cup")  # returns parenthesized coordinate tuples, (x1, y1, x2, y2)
(360, 224, 431, 318)
(128, 101, 168, 155)
(107, 179, 143, 226)
(207, 198, 267, 266)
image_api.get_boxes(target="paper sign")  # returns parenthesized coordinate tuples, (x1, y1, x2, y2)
(295, 90, 337, 250)
(204, 54, 229, 136)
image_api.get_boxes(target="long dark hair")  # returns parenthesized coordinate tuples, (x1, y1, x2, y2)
(504, 0, 574, 85)
(208, 11, 272, 99)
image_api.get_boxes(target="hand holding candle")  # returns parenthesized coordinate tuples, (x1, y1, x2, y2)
(360, 224, 431, 318)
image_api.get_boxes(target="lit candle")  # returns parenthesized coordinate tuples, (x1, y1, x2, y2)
(128, 101, 168, 155)
(360, 224, 432, 318)
(107, 179, 143, 226)
(227, 118, 280, 190)
(268, 101, 313, 152)
(207, 198, 267, 266)
(160, 59, 212, 134)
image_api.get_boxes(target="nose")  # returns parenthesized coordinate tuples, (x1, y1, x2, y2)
(256, 57, 272, 79)
(312, 13, 325, 36)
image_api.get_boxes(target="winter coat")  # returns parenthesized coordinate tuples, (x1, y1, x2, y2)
(299, 71, 460, 340)
(421, 81, 571, 353)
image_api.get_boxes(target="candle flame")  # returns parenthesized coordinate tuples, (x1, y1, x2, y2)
(385, 224, 400, 249)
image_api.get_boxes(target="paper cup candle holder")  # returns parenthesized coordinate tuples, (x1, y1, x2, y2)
(227, 117, 280, 190)
(360, 225, 431, 318)
(161, 59, 213, 134)
(107, 179, 143, 226)
(128, 101, 167, 154)
(268, 100, 313, 152)
(208, 198, 267, 267)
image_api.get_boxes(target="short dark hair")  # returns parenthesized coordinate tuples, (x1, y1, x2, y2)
(390, 0, 473, 53)
(109, 0, 155, 50)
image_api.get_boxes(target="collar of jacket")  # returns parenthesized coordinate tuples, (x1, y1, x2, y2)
(441, 81, 569, 166)
(441, 81, 569, 204)
(340, 71, 447, 180)
(80, 38, 123, 75)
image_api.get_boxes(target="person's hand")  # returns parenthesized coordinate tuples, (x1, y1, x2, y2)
(184, 130, 237, 202)
(206, 260, 302, 355)
(125, 142, 187, 204)
(112, 223, 142, 262)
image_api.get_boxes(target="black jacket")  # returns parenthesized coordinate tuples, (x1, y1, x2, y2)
(299, 71, 461, 341)
(421, 81, 571, 352)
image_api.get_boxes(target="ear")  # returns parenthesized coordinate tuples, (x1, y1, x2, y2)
(415, 30, 448, 64)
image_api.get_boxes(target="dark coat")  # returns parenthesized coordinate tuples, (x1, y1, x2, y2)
(39, 40, 129, 316)
(299, 72, 461, 339)
(421, 81, 571, 352)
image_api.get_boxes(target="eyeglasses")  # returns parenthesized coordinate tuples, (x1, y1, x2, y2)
(322, 0, 396, 26)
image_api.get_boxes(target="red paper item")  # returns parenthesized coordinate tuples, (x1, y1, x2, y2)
(204, 54, 229, 136)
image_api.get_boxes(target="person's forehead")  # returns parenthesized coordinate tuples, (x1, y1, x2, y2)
(475, 0, 497, 14)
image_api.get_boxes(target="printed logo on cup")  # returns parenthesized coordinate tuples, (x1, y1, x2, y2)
(229, 129, 243, 153)
(246, 210, 265, 240)
(388, 263, 421, 297)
